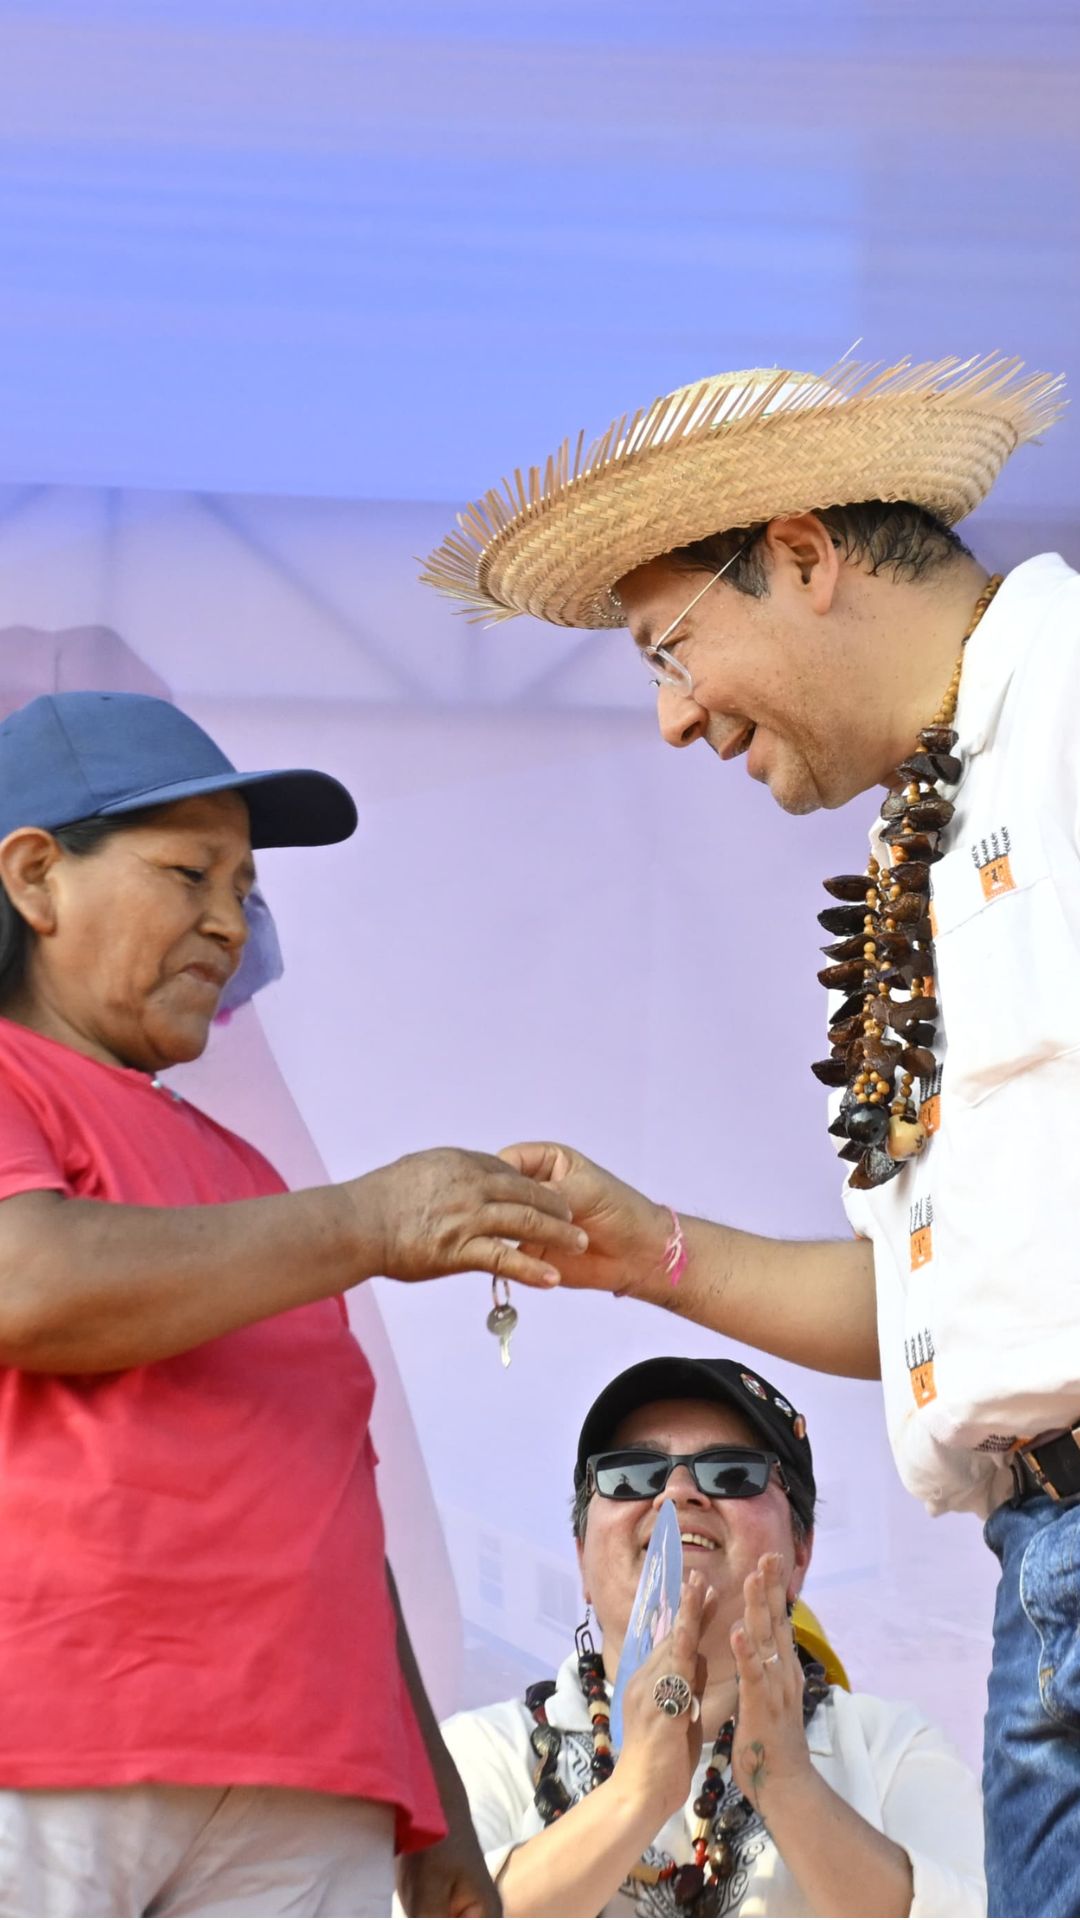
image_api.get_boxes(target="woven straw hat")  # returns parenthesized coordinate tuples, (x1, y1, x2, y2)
(421, 354, 1065, 630)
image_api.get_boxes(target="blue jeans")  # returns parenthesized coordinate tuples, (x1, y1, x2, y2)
(984, 1492, 1080, 1917)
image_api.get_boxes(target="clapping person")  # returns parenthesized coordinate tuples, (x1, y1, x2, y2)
(442, 1357, 984, 1917)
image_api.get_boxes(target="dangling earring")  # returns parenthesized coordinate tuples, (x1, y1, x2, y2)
(575, 1605, 596, 1658)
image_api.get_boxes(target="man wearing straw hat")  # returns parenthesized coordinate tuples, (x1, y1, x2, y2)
(422, 354, 1076, 1916)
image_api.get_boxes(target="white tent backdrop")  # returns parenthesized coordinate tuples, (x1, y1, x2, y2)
(0, 0, 1077, 1768)
(4, 484, 1075, 1759)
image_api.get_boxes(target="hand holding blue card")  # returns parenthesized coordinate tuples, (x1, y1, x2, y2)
(609, 1498, 684, 1748)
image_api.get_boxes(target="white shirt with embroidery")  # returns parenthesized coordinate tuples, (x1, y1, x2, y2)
(841, 552, 1080, 1515)
(440, 1651, 984, 1917)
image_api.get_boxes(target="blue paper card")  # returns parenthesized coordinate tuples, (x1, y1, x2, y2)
(609, 1498, 684, 1748)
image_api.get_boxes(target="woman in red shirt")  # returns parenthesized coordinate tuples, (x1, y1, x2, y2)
(0, 689, 586, 1919)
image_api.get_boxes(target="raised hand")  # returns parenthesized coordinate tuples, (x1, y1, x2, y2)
(615, 1569, 718, 1825)
(730, 1553, 813, 1812)
(497, 1140, 671, 1296)
(360, 1146, 588, 1289)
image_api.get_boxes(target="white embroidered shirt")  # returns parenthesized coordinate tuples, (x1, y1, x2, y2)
(841, 553, 1080, 1515)
(441, 1650, 985, 1917)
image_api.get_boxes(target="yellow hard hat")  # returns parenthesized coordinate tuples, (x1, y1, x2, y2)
(792, 1598, 850, 1691)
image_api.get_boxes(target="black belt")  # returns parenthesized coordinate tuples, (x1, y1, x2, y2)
(1011, 1427, 1080, 1503)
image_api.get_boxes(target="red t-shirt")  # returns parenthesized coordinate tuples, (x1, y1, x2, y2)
(0, 1017, 444, 1850)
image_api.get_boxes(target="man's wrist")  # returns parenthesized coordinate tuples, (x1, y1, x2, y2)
(615, 1201, 690, 1302)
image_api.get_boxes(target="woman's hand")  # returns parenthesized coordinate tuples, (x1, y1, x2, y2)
(498, 1141, 670, 1296)
(396, 1812, 502, 1917)
(730, 1553, 814, 1811)
(492, 1578, 716, 1920)
(728, 1556, 923, 1917)
(614, 1569, 718, 1824)
(359, 1147, 588, 1289)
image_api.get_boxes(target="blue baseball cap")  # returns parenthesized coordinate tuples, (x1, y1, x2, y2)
(0, 692, 357, 848)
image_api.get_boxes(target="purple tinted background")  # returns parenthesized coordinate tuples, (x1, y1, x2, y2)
(3, 484, 1077, 1761)
(0, 0, 1077, 1765)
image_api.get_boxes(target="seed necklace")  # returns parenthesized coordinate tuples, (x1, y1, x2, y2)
(811, 574, 1003, 1188)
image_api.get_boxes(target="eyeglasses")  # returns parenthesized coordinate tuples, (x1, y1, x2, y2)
(638, 533, 759, 695)
(586, 1446, 786, 1502)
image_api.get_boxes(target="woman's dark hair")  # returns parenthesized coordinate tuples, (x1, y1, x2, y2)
(0, 807, 167, 1003)
(668, 500, 974, 596)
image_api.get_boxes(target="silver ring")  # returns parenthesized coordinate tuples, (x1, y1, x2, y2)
(762, 1650, 781, 1667)
(653, 1673, 692, 1717)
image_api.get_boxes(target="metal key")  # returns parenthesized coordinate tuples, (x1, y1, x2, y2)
(486, 1302, 518, 1367)
(486, 1279, 518, 1368)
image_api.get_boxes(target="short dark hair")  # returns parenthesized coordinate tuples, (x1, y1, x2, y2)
(669, 500, 973, 597)
(0, 808, 167, 1004)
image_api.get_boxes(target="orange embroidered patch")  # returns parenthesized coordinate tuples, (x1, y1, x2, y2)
(919, 1093, 941, 1135)
(910, 1360, 937, 1406)
(979, 854, 1015, 900)
(910, 1224, 933, 1269)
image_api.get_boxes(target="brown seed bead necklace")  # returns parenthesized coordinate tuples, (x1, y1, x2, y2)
(812, 574, 1003, 1189)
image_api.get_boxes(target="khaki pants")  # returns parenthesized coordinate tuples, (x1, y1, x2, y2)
(0, 1783, 395, 1918)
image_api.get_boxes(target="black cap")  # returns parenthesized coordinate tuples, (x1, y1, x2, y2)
(574, 1355, 816, 1531)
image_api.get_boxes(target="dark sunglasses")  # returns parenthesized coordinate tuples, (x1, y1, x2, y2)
(587, 1446, 787, 1503)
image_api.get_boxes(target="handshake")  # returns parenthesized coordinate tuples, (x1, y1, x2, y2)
(360, 1140, 668, 1297)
